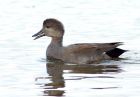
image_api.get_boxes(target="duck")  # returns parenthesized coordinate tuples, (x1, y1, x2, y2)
(32, 18, 126, 64)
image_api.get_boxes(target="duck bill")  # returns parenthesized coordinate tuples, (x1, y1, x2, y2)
(32, 29, 45, 40)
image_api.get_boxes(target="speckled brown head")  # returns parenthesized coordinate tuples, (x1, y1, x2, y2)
(32, 18, 65, 40)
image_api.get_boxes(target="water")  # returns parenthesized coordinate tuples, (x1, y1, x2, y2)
(0, 0, 140, 97)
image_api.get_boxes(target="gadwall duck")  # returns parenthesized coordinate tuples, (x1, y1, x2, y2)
(32, 18, 126, 64)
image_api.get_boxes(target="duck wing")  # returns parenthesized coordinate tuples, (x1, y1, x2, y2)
(67, 42, 122, 52)
(66, 42, 126, 58)
(66, 43, 98, 53)
(91, 42, 123, 52)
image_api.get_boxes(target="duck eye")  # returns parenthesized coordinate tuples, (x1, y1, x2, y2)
(46, 25, 50, 28)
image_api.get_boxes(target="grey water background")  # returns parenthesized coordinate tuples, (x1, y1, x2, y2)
(0, 0, 140, 97)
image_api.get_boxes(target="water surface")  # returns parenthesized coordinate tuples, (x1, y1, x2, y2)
(0, 0, 140, 97)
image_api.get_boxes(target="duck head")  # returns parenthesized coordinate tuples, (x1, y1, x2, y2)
(32, 18, 65, 40)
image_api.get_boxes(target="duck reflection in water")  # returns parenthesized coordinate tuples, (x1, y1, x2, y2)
(35, 59, 122, 96)
(36, 61, 65, 96)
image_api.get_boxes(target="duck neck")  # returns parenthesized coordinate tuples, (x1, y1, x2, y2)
(50, 37, 63, 47)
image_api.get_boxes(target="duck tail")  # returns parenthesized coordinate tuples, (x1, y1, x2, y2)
(106, 48, 127, 58)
